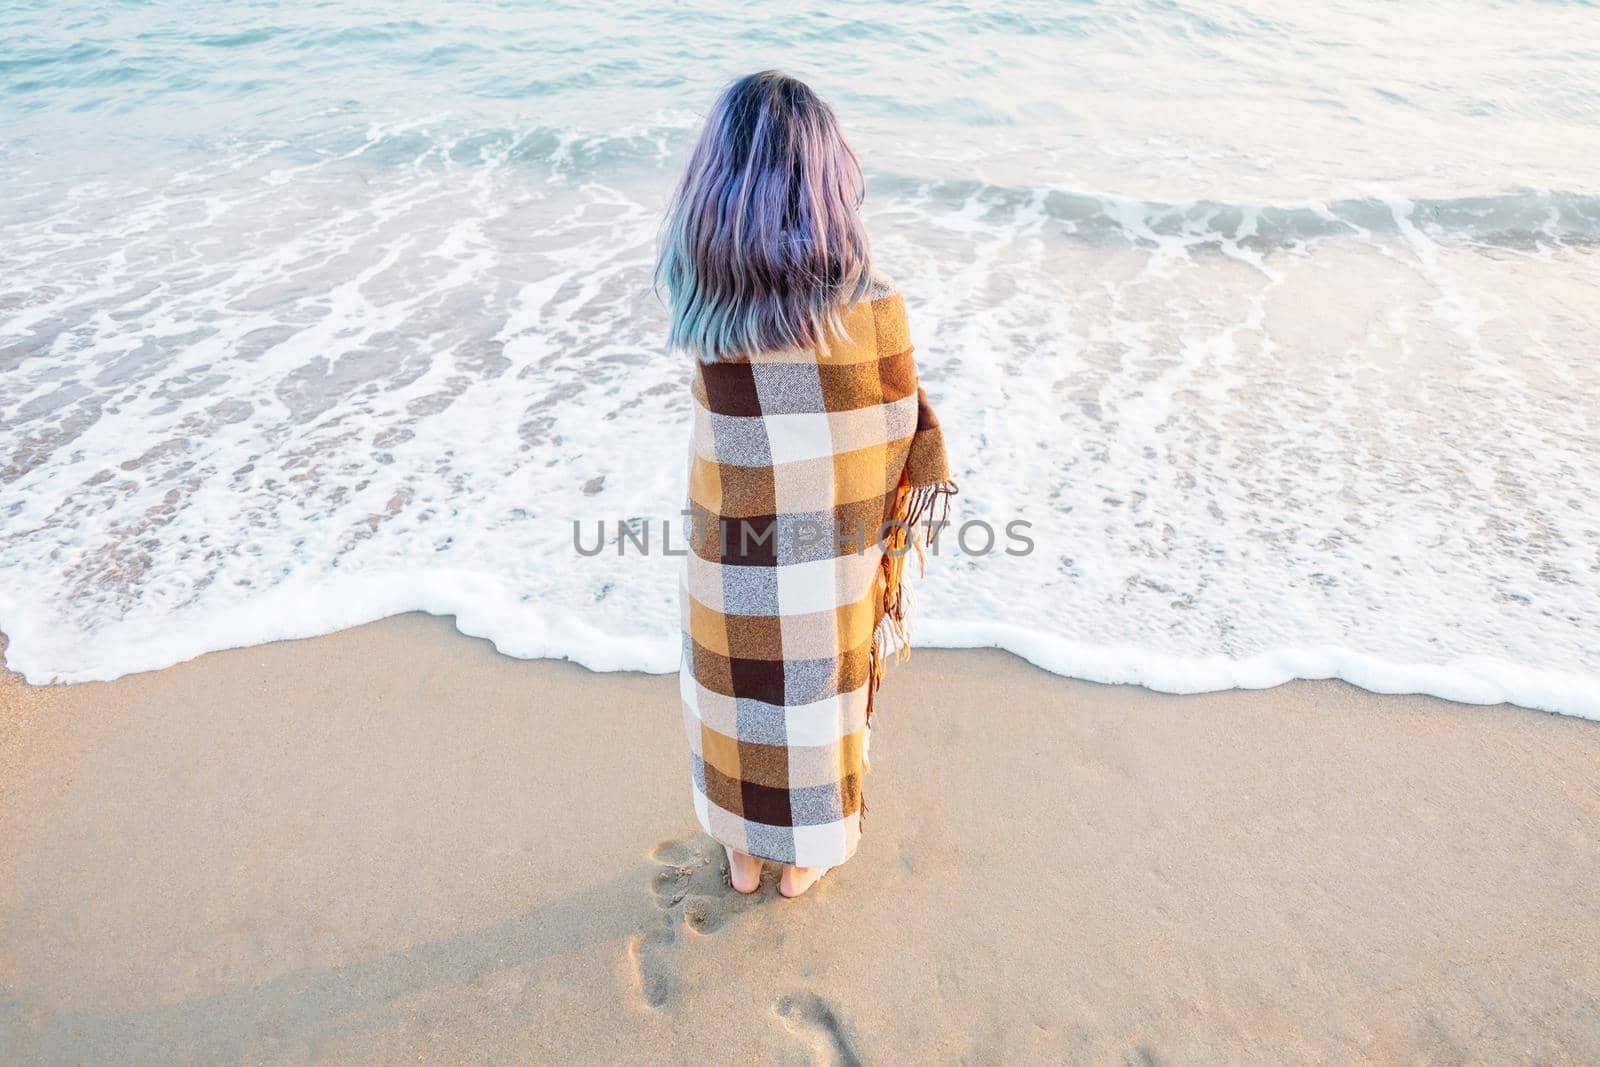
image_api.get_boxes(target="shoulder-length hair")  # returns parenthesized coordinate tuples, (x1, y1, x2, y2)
(655, 71, 873, 363)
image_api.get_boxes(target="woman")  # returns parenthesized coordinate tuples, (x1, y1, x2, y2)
(658, 71, 955, 898)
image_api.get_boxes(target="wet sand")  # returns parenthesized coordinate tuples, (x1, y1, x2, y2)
(2, 612, 1597, 1063)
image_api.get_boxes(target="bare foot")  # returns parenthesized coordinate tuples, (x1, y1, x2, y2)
(779, 865, 830, 898)
(724, 845, 763, 893)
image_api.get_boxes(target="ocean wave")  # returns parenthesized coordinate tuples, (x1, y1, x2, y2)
(873, 177, 1600, 249)
(3, 145, 1598, 718)
(4, 0, 1600, 719)
(10, 112, 1595, 256)
(5, 576, 1595, 722)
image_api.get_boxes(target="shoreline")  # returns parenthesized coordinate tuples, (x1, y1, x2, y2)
(4, 597, 1598, 721)
(2, 612, 1597, 1062)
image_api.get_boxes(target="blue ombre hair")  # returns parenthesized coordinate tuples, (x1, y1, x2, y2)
(656, 71, 873, 363)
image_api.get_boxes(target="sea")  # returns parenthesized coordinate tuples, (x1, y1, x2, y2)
(2, 1, 1598, 718)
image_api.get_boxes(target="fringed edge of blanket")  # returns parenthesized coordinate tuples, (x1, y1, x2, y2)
(867, 476, 959, 723)
(859, 476, 955, 826)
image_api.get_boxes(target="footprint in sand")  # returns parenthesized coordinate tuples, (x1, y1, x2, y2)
(629, 834, 769, 1009)
(774, 993, 862, 1067)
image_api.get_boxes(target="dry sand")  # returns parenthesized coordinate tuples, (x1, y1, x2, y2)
(1, 612, 1597, 1064)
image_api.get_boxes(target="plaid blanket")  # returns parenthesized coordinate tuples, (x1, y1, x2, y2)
(679, 285, 955, 868)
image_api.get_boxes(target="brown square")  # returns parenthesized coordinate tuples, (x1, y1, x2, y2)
(832, 496, 887, 553)
(699, 360, 763, 416)
(915, 387, 943, 431)
(878, 348, 919, 403)
(691, 640, 735, 697)
(702, 748, 745, 815)
(729, 655, 786, 706)
(722, 514, 778, 566)
(837, 770, 862, 817)
(714, 465, 778, 517)
(817, 359, 884, 411)
(740, 779, 794, 827)
(726, 613, 784, 660)
(838, 640, 871, 693)
(687, 504, 727, 562)
(737, 738, 790, 789)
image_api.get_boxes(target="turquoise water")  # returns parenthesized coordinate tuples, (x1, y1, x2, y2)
(6, 1, 1599, 194)
(2, 2, 1599, 717)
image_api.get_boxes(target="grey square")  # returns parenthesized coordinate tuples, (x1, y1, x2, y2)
(783, 656, 838, 705)
(710, 411, 771, 465)
(735, 697, 788, 745)
(751, 361, 825, 414)
(789, 782, 847, 827)
(745, 820, 796, 864)
(884, 391, 917, 439)
(775, 510, 837, 566)
(721, 564, 780, 616)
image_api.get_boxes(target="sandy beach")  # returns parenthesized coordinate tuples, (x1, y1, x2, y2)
(6, 2, 1600, 1063)
(0, 613, 1595, 1063)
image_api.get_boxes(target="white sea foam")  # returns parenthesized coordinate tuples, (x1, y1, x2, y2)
(4, 3, 1600, 719)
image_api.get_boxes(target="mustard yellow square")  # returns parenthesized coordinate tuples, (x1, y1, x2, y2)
(689, 597, 730, 657)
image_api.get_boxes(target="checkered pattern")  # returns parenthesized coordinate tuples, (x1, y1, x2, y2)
(679, 286, 954, 868)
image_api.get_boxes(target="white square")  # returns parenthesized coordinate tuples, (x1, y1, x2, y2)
(782, 687, 867, 747)
(833, 549, 881, 605)
(826, 403, 887, 455)
(792, 820, 848, 868)
(707, 801, 750, 849)
(681, 698, 703, 754)
(770, 455, 834, 513)
(882, 391, 919, 443)
(691, 399, 716, 459)
(778, 608, 842, 660)
(763, 411, 834, 465)
(695, 682, 740, 735)
(679, 663, 699, 713)
(776, 557, 840, 615)
(684, 552, 724, 613)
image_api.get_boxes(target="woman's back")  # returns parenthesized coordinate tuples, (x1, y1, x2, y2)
(680, 284, 951, 870)
(660, 71, 954, 894)
(688, 286, 921, 525)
